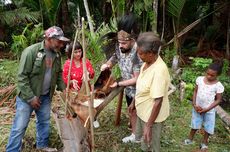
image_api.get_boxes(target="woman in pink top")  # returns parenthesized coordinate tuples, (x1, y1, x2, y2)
(62, 41, 95, 90)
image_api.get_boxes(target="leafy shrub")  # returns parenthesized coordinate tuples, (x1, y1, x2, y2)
(84, 18, 121, 80)
(11, 23, 43, 59)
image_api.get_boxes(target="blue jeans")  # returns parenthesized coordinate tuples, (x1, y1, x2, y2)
(6, 95, 51, 152)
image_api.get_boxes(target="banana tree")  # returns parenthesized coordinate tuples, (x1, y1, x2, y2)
(167, 0, 186, 55)
(41, 0, 62, 26)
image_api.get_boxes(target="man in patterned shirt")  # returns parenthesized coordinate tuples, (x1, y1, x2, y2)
(101, 14, 142, 143)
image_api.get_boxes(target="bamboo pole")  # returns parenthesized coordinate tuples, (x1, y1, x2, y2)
(81, 17, 95, 152)
(65, 28, 79, 115)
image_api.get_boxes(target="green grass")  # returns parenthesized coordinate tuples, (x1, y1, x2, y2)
(1, 94, 229, 152)
(0, 59, 18, 87)
(0, 59, 229, 152)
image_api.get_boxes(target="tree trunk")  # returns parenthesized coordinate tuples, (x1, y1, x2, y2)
(152, 0, 158, 33)
(60, 0, 71, 34)
(226, 11, 230, 58)
(83, 0, 94, 36)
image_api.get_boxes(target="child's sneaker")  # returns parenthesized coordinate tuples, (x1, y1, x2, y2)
(184, 139, 193, 145)
(200, 143, 208, 150)
(122, 133, 141, 143)
(93, 120, 100, 128)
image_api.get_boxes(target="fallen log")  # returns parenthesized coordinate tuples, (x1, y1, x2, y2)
(216, 105, 230, 127)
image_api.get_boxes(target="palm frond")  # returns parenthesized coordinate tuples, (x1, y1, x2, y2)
(0, 7, 39, 26)
(43, 0, 62, 25)
(167, 0, 186, 19)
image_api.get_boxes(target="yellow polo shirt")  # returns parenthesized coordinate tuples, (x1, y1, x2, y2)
(135, 56, 170, 123)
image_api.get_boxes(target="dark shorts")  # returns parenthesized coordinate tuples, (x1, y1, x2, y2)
(125, 95, 133, 107)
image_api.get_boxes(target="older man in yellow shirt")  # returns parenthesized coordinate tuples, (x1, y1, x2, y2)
(131, 32, 170, 152)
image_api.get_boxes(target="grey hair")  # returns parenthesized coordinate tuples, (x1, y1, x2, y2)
(137, 32, 162, 54)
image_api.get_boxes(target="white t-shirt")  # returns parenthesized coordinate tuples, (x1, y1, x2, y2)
(196, 76, 224, 112)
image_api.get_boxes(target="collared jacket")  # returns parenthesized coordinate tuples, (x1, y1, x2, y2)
(17, 41, 66, 102)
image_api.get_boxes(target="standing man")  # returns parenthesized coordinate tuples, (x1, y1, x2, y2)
(134, 32, 170, 152)
(100, 14, 142, 143)
(6, 26, 69, 152)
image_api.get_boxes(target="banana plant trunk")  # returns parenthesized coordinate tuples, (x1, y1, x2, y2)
(83, 0, 94, 36)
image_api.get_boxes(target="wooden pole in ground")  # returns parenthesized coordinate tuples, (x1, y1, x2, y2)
(115, 89, 124, 126)
(65, 28, 79, 115)
(82, 17, 95, 151)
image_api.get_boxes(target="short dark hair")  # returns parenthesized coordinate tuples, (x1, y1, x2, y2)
(66, 41, 83, 59)
(137, 32, 162, 54)
(208, 61, 224, 75)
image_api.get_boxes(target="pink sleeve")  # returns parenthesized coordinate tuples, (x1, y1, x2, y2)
(86, 59, 95, 79)
(62, 60, 70, 84)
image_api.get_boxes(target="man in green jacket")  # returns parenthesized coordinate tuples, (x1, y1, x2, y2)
(6, 26, 69, 152)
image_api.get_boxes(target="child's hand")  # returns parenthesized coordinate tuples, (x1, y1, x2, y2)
(194, 105, 203, 112)
(198, 108, 208, 114)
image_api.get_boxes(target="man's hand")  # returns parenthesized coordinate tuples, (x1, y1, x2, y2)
(100, 64, 109, 71)
(30, 97, 41, 110)
(143, 123, 152, 146)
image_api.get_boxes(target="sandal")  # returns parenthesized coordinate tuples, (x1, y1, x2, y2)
(200, 143, 208, 150)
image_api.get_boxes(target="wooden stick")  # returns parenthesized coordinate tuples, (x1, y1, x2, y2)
(115, 89, 124, 126)
(95, 86, 124, 117)
(82, 17, 95, 152)
(65, 28, 79, 115)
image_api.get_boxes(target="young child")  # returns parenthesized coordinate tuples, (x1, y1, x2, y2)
(184, 62, 224, 150)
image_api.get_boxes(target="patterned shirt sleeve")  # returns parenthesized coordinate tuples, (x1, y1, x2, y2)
(216, 82, 224, 94)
